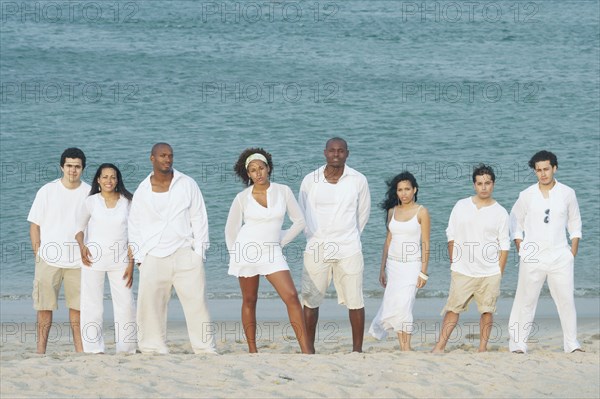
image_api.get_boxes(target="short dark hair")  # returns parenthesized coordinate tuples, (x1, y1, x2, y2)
(472, 163, 496, 183)
(60, 148, 86, 169)
(325, 137, 348, 150)
(528, 150, 558, 169)
(233, 148, 274, 186)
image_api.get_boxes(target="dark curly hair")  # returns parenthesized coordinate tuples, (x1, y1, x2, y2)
(380, 171, 419, 222)
(89, 163, 133, 201)
(528, 150, 558, 169)
(233, 148, 274, 186)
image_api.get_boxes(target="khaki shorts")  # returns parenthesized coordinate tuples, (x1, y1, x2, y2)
(301, 249, 364, 310)
(441, 271, 501, 315)
(32, 256, 81, 311)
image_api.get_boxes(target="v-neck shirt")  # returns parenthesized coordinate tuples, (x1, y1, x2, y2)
(77, 193, 130, 271)
(446, 197, 510, 277)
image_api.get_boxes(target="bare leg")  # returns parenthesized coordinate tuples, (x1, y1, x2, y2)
(36, 310, 52, 354)
(69, 309, 83, 352)
(303, 306, 319, 353)
(349, 308, 364, 352)
(238, 276, 260, 353)
(478, 312, 493, 352)
(398, 331, 412, 351)
(432, 311, 459, 353)
(266, 271, 313, 354)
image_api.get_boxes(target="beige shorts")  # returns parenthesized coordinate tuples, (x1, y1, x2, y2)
(301, 249, 364, 310)
(441, 271, 501, 315)
(32, 256, 81, 311)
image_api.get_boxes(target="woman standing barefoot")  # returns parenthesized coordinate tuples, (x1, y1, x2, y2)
(225, 148, 312, 354)
(76, 163, 136, 354)
(369, 172, 430, 351)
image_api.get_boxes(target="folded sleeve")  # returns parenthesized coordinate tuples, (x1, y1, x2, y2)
(357, 176, 371, 233)
(189, 181, 210, 260)
(445, 203, 459, 242)
(225, 194, 243, 252)
(76, 196, 93, 234)
(280, 186, 305, 247)
(498, 209, 511, 251)
(509, 193, 526, 241)
(566, 189, 582, 240)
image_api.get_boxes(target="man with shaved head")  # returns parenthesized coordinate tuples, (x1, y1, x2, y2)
(299, 137, 371, 352)
(128, 143, 216, 354)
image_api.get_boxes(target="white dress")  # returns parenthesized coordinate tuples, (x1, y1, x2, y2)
(225, 183, 305, 277)
(369, 206, 422, 338)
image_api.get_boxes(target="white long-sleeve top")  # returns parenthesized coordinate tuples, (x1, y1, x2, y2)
(298, 164, 371, 259)
(446, 197, 510, 277)
(128, 169, 209, 264)
(225, 183, 305, 275)
(510, 180, 582, 263)
(76, 193, 130, 271)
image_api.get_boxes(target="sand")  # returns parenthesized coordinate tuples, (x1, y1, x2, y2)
(1, 298, 599, 398)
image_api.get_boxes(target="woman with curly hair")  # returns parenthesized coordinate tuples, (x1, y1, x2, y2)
(369, 171, 430, 351)
(75, 163, 136, 353)
(225, 148, 312, 354)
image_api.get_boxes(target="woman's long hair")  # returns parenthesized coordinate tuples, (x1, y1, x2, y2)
(89, 163, 133, 201)
(380, 171, 419, 221)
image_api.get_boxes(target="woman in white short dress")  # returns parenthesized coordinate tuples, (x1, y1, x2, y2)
(225, 148, 312, 354)
(75, 163, 136, 354)
(369, 171, 430, 351)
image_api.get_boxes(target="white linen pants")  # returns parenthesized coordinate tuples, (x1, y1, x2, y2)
(508, 249, 580, 353)
(137, 247, 216, 354)
(80, 266, 137, 353)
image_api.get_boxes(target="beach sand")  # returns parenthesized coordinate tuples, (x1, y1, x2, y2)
(1, 297, 599, 398)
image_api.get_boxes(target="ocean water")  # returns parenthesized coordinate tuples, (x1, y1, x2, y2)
(1, 0, 599, 301)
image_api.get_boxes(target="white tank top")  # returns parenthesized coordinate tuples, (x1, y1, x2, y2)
(387, 205, 422, 262)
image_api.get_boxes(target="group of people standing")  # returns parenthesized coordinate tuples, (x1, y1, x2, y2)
(28, 139, 583, 355)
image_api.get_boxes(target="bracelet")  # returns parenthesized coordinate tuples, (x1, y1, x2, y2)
(419, 272, 429, 281)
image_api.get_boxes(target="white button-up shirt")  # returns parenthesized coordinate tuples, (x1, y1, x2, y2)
(510, 180, 582, 263)
(298, 164, 371, 259)
(128, 169, 209, 263)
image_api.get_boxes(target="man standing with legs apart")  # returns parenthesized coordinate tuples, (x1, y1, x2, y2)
(299, 137, 371, 353)
(128, 143, 216, 354)
(508, 150, 582, 353)
(432, 164, 509, 353)
(28, 147, 90, 354)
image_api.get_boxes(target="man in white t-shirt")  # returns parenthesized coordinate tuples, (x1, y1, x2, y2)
(28, 147, 90, 354)
(299, 137, 371, 353)
(508, 150, 582, 353)
(128, 143, 216, 354)
(432, 164, 510, 353)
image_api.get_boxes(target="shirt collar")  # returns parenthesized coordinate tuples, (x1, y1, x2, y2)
(141, 168, 182, 188)
(319, 164, 356, 180)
